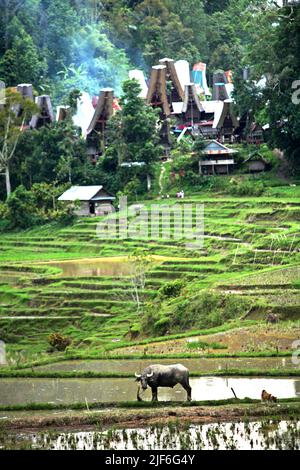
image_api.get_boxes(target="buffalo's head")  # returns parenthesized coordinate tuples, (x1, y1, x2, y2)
(135, 370, 154, 390)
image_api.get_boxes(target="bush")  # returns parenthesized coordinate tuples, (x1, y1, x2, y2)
(48, 333, 71, 352)
(7, 185, 37, 229)
(142, 289, 254, 336)
(129, 323, 142, 339)
(227, 179, 265, 196)
(158, 279, 185, 298)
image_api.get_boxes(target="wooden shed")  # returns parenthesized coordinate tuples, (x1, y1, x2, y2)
(58, 186, 115, 216)
(244, 152, 269, 173)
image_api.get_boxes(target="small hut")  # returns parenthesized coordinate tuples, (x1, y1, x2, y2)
(58, 185, 115, 216)
(244, 151, 269, 173)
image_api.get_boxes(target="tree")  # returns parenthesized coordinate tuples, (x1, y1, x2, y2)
(0, 25, 43, 86)
(234, 3, 300, 171)
(0, 89, 37, 198)
(106, 79, 162, 166)
(6, 184, 36, 228)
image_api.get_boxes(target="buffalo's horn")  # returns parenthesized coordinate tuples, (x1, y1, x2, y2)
(147, 371, 154, 378)
(135, 372, 142, 378)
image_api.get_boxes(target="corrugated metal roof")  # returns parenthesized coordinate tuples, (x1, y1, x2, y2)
(58, 186, 103, 201)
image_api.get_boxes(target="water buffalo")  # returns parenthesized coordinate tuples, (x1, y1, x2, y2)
(135, 364, 192, 402)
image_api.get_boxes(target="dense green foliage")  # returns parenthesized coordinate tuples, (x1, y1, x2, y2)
(0, 1, 287, 99)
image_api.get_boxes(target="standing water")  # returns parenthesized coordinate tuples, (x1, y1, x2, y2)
(2, 420, 300, 450)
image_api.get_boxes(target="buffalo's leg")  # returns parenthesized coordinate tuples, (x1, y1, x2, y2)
(181, 380, 192, 401)
(151, 386, 158, 402)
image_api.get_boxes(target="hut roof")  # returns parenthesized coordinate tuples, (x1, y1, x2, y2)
(58, 186, 115, 202)
(159, 58, 184, 102)
(244, 152, 268, 164)
(174, 60, 191, 91)
(146, 65, 171, 117)
(129, 70, 148, 99)
(181, 83, 204, 119)
(86, 88, 114, 135)
(202, 140, 237, 155)
(201, 100, 238, 129)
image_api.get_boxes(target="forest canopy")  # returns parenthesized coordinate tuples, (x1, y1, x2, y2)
(0, 0, 299, 201)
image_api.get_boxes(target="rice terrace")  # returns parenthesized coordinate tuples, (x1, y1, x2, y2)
(0, 0, 300, 455)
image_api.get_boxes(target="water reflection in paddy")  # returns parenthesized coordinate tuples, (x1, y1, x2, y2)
(4, 420, 300, 450)
(1, 376, 299, 406)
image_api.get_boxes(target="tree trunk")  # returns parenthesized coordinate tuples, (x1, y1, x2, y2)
(5, 165, 11, 198)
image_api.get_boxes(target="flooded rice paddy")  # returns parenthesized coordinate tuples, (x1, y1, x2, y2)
(45, 255, 168, 277)
(1, 376, 300, 406)
(33, 357, 298, 373)
(2, 420, 300, 450)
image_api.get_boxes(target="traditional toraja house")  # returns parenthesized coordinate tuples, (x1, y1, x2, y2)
(30, 95, 54, 129)
(197, 140, 237, 175)
(174, 97, 238, 142)
(146, 65, 171, 119)
(173, 83, 203, 140)
(159, 58, 184, 110)
(198, 101, 238, 142)
(234, 114, 265, 145)
(146, 65, 172, 155)
(58, 185, 115, 216)
(86, 88, 114, 162)
(244, 151, 269, 173)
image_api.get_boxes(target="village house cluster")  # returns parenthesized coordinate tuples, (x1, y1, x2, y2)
(12, 58, 269, 174)
(7, 59, 272, 215)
